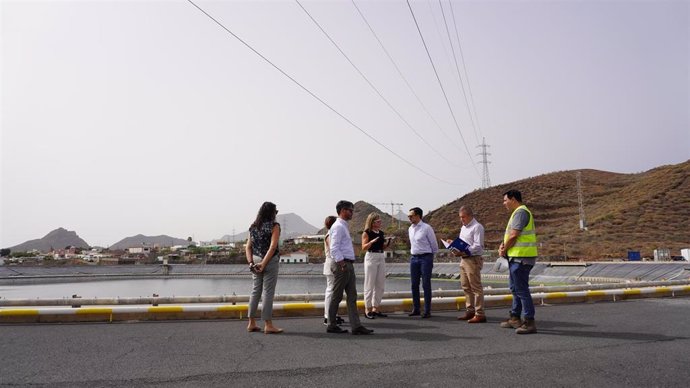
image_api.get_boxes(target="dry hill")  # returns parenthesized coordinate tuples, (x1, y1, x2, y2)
(317, 201, 410, 240)
(9, 228, 90, 252)
(425, 160, 690, 260)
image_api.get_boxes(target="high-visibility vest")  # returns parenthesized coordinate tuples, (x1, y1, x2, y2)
(504, 205, 538, 257)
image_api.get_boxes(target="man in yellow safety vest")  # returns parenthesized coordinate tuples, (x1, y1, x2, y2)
(498, 189, 538, 334)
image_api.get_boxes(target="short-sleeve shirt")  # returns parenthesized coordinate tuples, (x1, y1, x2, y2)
(510, 209, 530, 231)
(250, 221, 280, 259)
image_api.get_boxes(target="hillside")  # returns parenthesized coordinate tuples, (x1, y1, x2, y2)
(109, 234, 191, 250)
(425, 160, 690, 259)
(8, 228, 90, 252)
(318, 201, 410, 238)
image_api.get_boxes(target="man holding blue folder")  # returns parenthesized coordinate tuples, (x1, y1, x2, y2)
(450, 206, 486, 323)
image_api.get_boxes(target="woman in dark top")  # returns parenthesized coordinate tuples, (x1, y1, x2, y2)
(245, 201, 283, 334)
(361, 212, 392, 319)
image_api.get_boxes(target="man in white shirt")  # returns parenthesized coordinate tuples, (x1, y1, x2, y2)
(453, 206, 486, 323)
(407, 207, 439, 318)
(327, 200, 373, 335)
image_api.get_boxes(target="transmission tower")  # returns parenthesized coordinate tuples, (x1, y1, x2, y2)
(372, 202, 404, 229)
(576, 171, 587, 230)
(477, 137, 491, 189)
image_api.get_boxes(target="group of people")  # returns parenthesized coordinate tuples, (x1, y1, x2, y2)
(243, 189, 539, 336)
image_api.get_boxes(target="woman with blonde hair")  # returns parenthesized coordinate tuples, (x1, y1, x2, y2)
(361, 212, 392, 319)
(245, 201, 283, 334)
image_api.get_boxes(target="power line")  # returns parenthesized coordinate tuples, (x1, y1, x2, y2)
(186, 0, 459, 185)
(295, 0, 459, 168)
(424, 0, 473, 142)
(438, 0, 480, 145)
(447, 0, 484, 141)
(351, 0, 463, 153)
(405, 0, 479, 177)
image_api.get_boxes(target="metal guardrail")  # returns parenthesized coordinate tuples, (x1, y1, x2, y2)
(2, 279, 690, 307)
(2, 284, 689, 323)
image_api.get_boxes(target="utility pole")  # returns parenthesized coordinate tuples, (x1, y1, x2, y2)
(576, 171, 587, 230)
(477, 137, 491, 189)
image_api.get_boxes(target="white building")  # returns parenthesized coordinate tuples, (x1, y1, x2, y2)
(653, 248, 671, 261)
(279, 252, 309, 264)
(127, 247, 151, 254)
(292, 235, 326, 244)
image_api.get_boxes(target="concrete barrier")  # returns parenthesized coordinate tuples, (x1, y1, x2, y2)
(2, 284, 689, 324)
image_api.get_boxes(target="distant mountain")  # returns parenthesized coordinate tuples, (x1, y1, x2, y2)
(8, 228, 90, 253)
(109, 234, 191, 250)
(216, 213, 319, 243)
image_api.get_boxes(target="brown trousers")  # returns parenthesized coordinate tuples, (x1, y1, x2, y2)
(460, 257, 484, 316)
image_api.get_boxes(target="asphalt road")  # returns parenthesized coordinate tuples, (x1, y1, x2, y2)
(1, 297, 689, 387)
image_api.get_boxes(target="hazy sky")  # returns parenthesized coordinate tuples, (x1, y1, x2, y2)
(2, 0, 688, 248)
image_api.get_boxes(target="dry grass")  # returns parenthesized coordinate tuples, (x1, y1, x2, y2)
(425, 160, 690, 260)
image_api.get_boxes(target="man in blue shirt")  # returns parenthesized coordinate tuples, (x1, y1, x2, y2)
(407, 207, 439, 318)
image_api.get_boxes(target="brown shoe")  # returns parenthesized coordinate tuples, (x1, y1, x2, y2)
(515, 319, 537, 334)
(457, 311, 475, 321)
(500, 316, 522, 329)
(468, 315, 487, 323)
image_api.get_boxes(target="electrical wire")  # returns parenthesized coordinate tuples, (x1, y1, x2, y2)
(439, 0, 479, 145)
(350, 0, 464, 154)
(406, 0, 479, 177)
(448, 0, 484, 141)
(295, 0, 460, 168)
(186, 0, 460, 185)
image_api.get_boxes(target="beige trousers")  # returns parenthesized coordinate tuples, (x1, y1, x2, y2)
(460, 256, 484, 316)
(363, 251, 386, 310)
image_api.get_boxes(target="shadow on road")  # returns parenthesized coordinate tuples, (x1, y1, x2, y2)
(281, 331, 477, 342)
(537, 328, 687, 342)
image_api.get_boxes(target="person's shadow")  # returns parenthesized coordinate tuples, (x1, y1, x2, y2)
(536, 320, 687, 342)
(283, 330, 477, 342)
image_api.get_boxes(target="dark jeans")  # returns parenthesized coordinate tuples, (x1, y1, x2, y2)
(410, 253, 434, 314)
(508, 260, 535, 319)
(328, 261, 362, 329)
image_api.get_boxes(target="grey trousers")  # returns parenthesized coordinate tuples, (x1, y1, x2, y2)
(248, 258, 279, 321)
(327, 261, 362, 329)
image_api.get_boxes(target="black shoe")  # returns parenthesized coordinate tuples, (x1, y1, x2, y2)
(408, 311, 421, 317)
(325, 317, 345, 326)
(327, 326, 348, 334)
(364, 312, 376, 319)
(374, 311, 388, 318)
(421, 313, 431, 319)
(352, 326, 374, 335)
